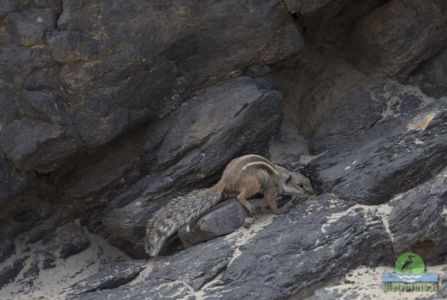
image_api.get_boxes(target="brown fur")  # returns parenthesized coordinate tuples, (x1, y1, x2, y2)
(144, 154, 313, 256)
(217, 154, 313, 214)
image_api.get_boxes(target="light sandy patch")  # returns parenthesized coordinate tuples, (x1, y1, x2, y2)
(194, 214, 274, 299)
(380, 82, 433, 121)
(320, 203, 380, 234)
(376, 203, 393, 242)
(310, 264, 446, 300)
(132, 257, 158, 283)
(225, 214, 274, 266)
(407, 112, 437, 131)
(0, 230, 128, 300)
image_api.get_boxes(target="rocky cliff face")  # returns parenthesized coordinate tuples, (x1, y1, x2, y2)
(1, 0, 447, 299)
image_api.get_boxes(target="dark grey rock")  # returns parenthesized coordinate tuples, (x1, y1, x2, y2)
(204, 195, 391, 300)
(0, 45, 53, 74)
(57, 0, 100, 31)
(43, 224, 91, 259)
(39, 251, 56, 270)
(178, 199, 249, 248)
(75, 234, 237, 299)
(0, 82, 18, 127)
(51, 0, 302, 148)
(12, 208, 42, 233)
(47, 31, 100, 63)
(2, 1, 447, 298)
(388, 174, 447, 261)
(309, 78, 447, 204)
(7, 11, 56, 46)
(0, 233, 15, 264)
(284, 0, 334, 14)
(58, 233, 90, 259)
(0, 23, 12, 48)
(0, 256, 27, 288)
(77, 281, 195, 300)
(32, 0, 60, 9)
(0, 118, 81, 172)
(26, 216, 63, 244)
(0, 0, 303, 208)
(76, 194, 393, 299)
(412, 48, 447, 98)
(0, 148, 29, 205)
(101, 77, 282, 257)
(23, 67, 61, 90)
(66, 260, 146, 296)
(0, 0, 15, 17)
(22, 260, 40, 281)
(20, 90, 64, 124)
(312, 76, 385, 138)
(347, 0, 445, 76)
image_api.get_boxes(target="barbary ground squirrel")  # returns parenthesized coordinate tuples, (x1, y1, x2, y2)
(145, 154, 314, 257)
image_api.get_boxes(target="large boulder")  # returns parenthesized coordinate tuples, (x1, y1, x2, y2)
(100, 77, 283, 257)
(74, 194, 392, 300)
(411, 48, 447, 98)
(283, 0, 336, 15)
(308, 77, 447, 204)
(2, 0, 447, 298)
(0, 218, 136, 299)
(66, 260, 147, 297)
(347, 0, 445, 76)
(0, 0, 303, 205)
(388, 170, 447, 262)
(178, 199, 250, 248)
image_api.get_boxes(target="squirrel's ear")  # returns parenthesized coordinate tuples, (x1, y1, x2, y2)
(285, 174, 292, 184)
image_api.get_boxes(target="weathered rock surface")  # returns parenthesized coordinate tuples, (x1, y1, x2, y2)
(0, 0, 303, 205)
(75, 195, 392, 299)
(66, 260, 146, 296)
(347, 0, 446, 76)
(0, 257, 27, 289)
(412, 48, 447, 98)
(308, 79, 447, 204)
(178, 199, 250, 248)
(178, 197, 296, 249)
(388, 170, 447, 262)
(44, 224, 91, 259)
(1, 0, 447, 298)
(0, 220, 132, 299)
(283, 0, 334, 15)
(100, 77, 283, 257)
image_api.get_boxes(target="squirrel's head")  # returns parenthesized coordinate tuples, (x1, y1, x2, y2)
(277, 167, 314, 197)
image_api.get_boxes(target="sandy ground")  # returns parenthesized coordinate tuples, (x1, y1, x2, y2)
(0, 230, 128, 300)
(310, 264, 446, 300)
(2, 205, 445, 300)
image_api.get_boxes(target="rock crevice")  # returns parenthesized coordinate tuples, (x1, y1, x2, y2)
(1, 0, 447, 299)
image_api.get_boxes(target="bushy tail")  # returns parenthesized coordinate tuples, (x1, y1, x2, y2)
(144, 188, 223, 257)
